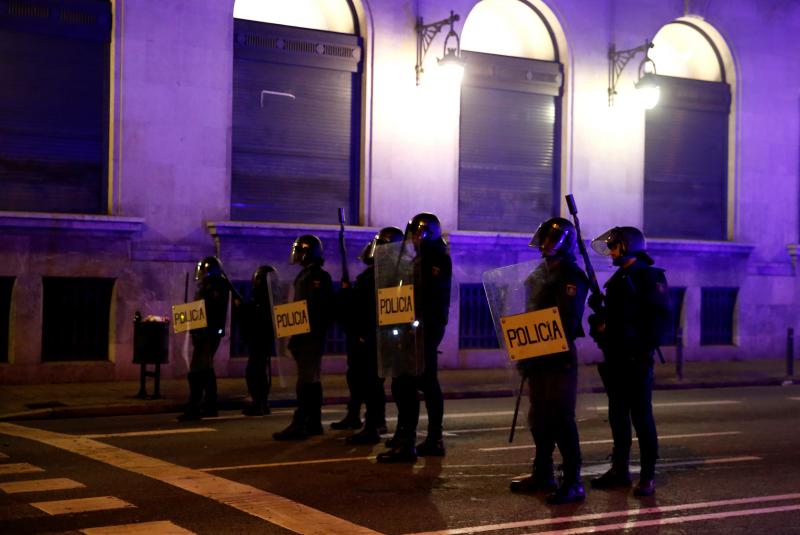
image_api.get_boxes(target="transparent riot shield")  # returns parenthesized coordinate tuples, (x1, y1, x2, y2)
(482, 259, 593, 436)
(266, 269, 306, 384)
(374, 240, 425, 377)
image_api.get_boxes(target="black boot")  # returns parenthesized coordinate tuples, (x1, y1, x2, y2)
(590, 460, 632, 489)
(274, 384, 308, 440)
(304, 382, 324, 436)
(331, 396, 362, 430)
(634, 464, 656, 497)
(510, 464, 557, 493)
(346, 427, 382, 445)
(416, 435, 446, 457)
(377, 433, 417, 463)
(177, 372, 203, 421)
(547, 467, 586, 505)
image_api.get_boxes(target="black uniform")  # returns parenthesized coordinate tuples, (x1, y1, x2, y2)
(390, 238, 452, 453)
(285, 262, 333, 434)
(240, 289, 276, 415)
(339, 265, 387, 438)
(597, 257, 670, 482)
(183, 274, 229, 419)
(517, 254, 588, 487)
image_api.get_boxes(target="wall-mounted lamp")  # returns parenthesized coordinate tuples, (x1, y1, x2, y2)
(415, 10, 464, 85)
(608, 39, 659, 108)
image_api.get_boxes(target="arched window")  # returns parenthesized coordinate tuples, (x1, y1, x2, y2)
(231, 0, 361, 224)
(0, 0, 112, 214)
(458, 0, 563, 232)
(643, 19, 732, 240)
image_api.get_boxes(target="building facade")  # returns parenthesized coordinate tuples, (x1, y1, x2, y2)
(1, 0, 799, 384)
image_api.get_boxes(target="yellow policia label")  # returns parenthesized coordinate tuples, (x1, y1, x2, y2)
(273, 300, 311, 338)
(377, 284, 415, 326)
(171, 300, 207, 334)
(500, 307, 568, 361)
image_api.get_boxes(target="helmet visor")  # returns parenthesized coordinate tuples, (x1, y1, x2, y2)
(590, 228, 622, 256)
(529, 227, 568, 256)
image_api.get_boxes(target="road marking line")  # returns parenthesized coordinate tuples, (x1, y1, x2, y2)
(0, 462, 45, 475)
(0, 422, 381, 535)
(789, 397, 800, 401)
(31, 496, 135, 515)
(82, 428, 216, 439)
(82, 520, 196, 534)
(589, 400, 740, 410)
(479, 431, 742, 452)
(0, 477, 85, 494)
(203, 456, 375, 472)
(405, 492, 800, 535)
(581, 456, 761, 476)
(524, 504, 800, 535)
(0, 452, 7, 458)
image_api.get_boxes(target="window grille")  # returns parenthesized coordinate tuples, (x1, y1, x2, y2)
(459, 283, 499, 349)
(41, 277, 114, 361)
(700, 287, 737, 345)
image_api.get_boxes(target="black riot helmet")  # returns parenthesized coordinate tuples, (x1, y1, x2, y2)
(359, 226, 404, 265)
(530, 217, 577, 257)
(290, 234, 324, 266)
(195, 256, 224, 281)
(406, 212, 442, 243)
(591, 226, 653, 265)
(252, 264, 276, 299)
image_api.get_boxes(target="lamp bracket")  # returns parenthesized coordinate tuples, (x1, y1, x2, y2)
(608, 39, 653, 106)
(416, 10, 460, 85)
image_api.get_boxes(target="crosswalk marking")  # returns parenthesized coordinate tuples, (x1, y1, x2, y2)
(82, 428, 216, 439)
(0, 477, 85, 494)
(82, 520, 196, 534)
(405, 492, 800, 535)
(203, 456, 374, 472)
(31, 496, 135, 515)
(0, 462, 45, 475)
(479, 431, 742, 452)
(0, 422, 381, 535)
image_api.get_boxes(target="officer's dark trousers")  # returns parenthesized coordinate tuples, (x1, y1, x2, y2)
(527, 364, 581, 479)
(246, 345, 271, 409)
(344, 345, 366, 418)
(356, 344, 386, 430)
(392, 325, 445, 444)
(187, 333, 221, 414)
(601, 361, 658, 477)
(290, 344, 323, 428)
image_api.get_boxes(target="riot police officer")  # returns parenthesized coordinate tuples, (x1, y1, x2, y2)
(178, 256, 230, 421)
(377, 212, 452, 463)
(338, 227, 404, 444)
(274, 235, 334, 440)
(239, 265, 277, 416)
(509, 218, 589, 504)
(588, 226, 670, 497)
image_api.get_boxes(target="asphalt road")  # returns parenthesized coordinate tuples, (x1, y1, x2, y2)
(1, 385, 799, 534)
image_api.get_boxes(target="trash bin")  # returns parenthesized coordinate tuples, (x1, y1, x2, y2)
(133, 315, 169, 398)
(133, 319, 169, 364)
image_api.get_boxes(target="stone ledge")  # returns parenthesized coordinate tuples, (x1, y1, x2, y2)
(207, 220, 379, 241)
(0, 212, 145, 237)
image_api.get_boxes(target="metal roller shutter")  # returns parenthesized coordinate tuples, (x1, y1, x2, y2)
(458, 51, 562, 232)
(232, 20, 361, 224)
(0, 0, 110, 214)
(644, 75, 731, 240)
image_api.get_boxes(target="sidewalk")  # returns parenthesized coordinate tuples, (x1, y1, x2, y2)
(0, 359, 795, 421)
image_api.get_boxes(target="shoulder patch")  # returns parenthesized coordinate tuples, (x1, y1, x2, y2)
(312, 280, 321, 288)
(656, 282, 667, 294)
(565, 284, 577, 297)
(431, 266, 441, 277)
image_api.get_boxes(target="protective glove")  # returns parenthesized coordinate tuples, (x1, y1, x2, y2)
(587, 313, 606, 347)
(587, 292, 605, 313)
